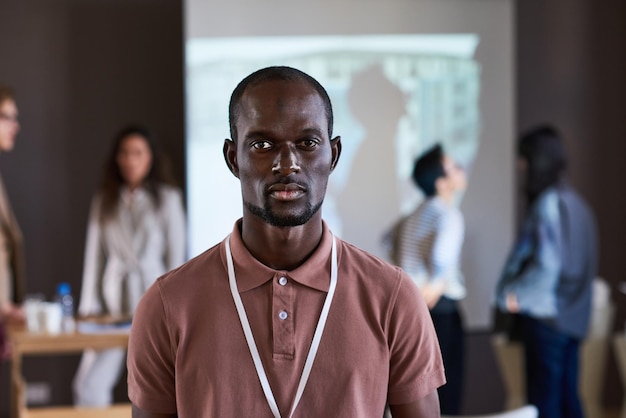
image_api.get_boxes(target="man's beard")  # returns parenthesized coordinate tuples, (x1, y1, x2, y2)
(245, 199, 323, 227)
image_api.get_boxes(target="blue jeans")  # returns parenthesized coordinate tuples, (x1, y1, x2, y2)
(519, 316, 583, 418)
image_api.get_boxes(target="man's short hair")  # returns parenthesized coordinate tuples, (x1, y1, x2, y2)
(411, 143, 445, 197)
(228, 66, 334, 142)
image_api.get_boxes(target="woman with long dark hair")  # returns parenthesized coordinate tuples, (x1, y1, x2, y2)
(496, 125, 597, 418)
(73, 125, 186, 406)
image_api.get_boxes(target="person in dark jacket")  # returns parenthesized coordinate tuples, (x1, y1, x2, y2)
(496, 125, 598, 418)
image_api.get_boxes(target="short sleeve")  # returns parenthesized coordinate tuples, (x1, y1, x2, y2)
(127, 279, 178, 414)
(386, 270, 446, 405)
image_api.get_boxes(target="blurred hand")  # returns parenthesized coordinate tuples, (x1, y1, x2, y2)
(505, 293, 520, 313)
(1, 333, 12, 360)
(421, 281, 445, 309)
(1, 302, 25, 325)
(1, 303, 24, 361)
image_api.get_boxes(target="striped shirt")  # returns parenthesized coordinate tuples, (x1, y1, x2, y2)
(395, 197, 466, 300)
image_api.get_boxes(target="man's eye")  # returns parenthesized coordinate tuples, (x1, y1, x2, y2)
(252, 141, 272, 150)
(301, 139, 319, 149)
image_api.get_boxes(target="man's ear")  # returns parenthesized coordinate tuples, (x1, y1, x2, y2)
(223, 139, 240, 178)
(330, 136, 342, 172)
(434, 176, 447, 195)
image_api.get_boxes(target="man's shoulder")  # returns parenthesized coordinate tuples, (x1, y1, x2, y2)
(409, 197, 449, 221)
(336, 237, 425, 313)
(337, 238, 404, 279)
(404, 198, 462, 232)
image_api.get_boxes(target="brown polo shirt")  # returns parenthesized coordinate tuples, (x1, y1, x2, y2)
(128, 220, 445, 417)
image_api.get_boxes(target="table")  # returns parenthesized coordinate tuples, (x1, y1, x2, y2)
(8, 324, 131, 418)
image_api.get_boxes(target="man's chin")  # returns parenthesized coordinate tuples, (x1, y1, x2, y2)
(263, 212, 312, 228)
(245, 201, 322, 228)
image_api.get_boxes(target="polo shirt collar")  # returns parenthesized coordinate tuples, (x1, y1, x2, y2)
(225, 219, 334, 293)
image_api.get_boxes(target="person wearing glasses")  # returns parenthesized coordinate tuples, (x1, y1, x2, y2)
(0, 85, 26, 358)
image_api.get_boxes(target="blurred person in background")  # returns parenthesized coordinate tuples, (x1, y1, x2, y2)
(496, 125, 598, 418)
(0, 85, 26, 358)
(390, 143, 467, 415)
(73, 124, 186, 406)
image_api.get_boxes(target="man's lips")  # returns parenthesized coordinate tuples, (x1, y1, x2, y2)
(267, 183, 306, 201)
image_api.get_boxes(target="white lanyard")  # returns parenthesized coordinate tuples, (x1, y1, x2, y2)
(225, 234, 337, 418)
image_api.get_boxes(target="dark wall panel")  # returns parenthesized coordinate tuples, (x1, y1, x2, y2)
(0, 0, 183, 413)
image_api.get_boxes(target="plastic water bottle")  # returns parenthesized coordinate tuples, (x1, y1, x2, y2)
(55, 282, 76, 333)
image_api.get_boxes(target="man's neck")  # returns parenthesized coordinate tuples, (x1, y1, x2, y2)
(436, 191, 455, 206)
(239, 215, 324, 271)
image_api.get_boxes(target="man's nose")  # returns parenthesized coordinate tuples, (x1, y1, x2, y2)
(272, 146, 301, 175)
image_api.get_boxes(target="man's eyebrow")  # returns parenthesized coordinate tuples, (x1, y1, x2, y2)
(243, 129, 272, 140)
(243, 127, 326, 140)
(299, 127, 325, 136)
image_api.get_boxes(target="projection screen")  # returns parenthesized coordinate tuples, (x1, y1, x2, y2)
(184, 0, 514, 330)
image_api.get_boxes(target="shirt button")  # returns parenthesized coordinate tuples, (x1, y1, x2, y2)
(278, 310, 288, 320)
(278, 276, 288, 286)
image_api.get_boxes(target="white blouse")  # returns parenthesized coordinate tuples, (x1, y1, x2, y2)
(78, 185, 186, 316)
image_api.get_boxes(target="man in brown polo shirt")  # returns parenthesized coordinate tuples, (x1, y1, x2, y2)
(127, 66, 445, 417)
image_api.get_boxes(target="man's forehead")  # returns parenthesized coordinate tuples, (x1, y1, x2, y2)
(243, 79, 320, 103)
(239, 81, 326, 119)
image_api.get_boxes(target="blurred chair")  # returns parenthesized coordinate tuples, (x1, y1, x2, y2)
(491, 333, 525, 410)
(581, 278, 614, 418)
(491, 278, 614, 417)
(441, 405, 538, 418)
(614, 334, 626, 418)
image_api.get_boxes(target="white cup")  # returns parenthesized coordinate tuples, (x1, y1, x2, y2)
(38, 302, 62, 335)
(23, 294, 45, 333)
